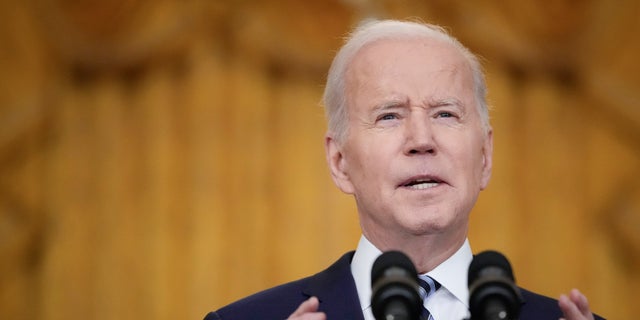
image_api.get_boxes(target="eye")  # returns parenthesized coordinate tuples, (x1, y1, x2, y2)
(378, 113, 399, 121)
(436, 111, 456, 118)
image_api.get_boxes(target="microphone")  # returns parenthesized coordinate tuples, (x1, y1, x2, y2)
(468, 250, 522, 320)
(371, 251, 422, 320)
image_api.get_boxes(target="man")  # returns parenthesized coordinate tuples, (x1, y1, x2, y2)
(205, 19, 602, 320)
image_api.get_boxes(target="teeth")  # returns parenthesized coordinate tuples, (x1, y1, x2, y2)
(408, 182, 438, 189)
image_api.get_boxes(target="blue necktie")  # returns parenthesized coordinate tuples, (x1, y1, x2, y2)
(417, 275, 441, 320)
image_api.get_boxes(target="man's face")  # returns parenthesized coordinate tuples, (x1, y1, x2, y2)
(326, 37, 493, 242)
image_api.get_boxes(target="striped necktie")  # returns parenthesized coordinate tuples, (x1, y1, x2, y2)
(417, 275, 441, 320)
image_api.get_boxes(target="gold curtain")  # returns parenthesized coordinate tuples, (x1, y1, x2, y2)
(0, 0, 637, 319)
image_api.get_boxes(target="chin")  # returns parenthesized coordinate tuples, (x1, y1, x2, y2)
(400, 214, 450, 235)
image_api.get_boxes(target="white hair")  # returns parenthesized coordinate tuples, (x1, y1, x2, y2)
(322, 19, 490, 142)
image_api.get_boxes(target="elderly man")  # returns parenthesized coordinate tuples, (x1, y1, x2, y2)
(205, 20, 601, 320)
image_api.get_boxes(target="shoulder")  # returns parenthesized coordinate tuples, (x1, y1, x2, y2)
(204, 252, 358, 320)
(519, 288, 605, 320)
(204, 276, 312, 320)
(518, 288, 563, 320)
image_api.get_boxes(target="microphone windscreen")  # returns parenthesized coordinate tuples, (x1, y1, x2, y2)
(371, 251, 417, 285)
(468, 250, 522, 320)
(468, 250, 514, 286)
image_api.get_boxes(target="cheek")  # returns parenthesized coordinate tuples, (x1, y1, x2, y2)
(350, 148, 384, 181)
(347, 135, 395, 173)
(452, 139, 485, 181)
(470, 144, 488, 183)
(342, 142, 373, 181)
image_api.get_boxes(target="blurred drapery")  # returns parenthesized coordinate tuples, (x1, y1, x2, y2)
(0, 0, 638, 319)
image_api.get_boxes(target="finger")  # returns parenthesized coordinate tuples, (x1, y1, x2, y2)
(569, 289, 591, 316)
(288, 310, 326, 320)
(558, 292, 594, 320)
(288, 297, 325, 319)
(289, 297, 319, 316)
(559, 294, 582, 319)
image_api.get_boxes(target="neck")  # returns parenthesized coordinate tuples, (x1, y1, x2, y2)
(364, 227, 467, 273)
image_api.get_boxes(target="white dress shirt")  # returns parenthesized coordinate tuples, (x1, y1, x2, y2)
(350, 235, 472, 320)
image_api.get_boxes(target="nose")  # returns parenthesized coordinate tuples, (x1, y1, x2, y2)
(404, 114, 436, 156)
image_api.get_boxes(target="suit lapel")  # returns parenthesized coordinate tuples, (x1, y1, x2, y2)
(302, 252, 365, 320)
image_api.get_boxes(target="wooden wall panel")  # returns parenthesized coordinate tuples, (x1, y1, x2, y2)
(0, 1, 637, 319)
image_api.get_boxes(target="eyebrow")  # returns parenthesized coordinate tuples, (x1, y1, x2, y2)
(428, 97, 464, 108)
(373, 99, 409, 110)
(371, 99, 409, 113)
(370, 97, 465, 114)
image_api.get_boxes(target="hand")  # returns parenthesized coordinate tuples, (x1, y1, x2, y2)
(558, 289, 595, 320)
(287, 296, 326, 320)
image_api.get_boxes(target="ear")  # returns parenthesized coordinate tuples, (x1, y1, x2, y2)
(325, 135, 355, 194)
(480, 129, 493, 190)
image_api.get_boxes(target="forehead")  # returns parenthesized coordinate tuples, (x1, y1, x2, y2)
(344, 37, 474, 103)
(349, 36, 468, 78)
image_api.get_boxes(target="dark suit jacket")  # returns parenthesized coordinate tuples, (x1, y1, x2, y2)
(205, 252, 603, 320)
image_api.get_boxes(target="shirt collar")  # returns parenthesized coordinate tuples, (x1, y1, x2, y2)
(423, 238, 472, 308)
(350, 235, 472, 312)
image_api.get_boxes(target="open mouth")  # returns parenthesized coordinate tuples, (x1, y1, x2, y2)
(400, 177, 443, 190)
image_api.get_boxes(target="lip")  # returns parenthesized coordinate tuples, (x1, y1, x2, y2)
(397, 174, 447, 188)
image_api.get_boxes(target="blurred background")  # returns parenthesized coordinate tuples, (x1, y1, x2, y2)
(1, 0, 638, 319)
